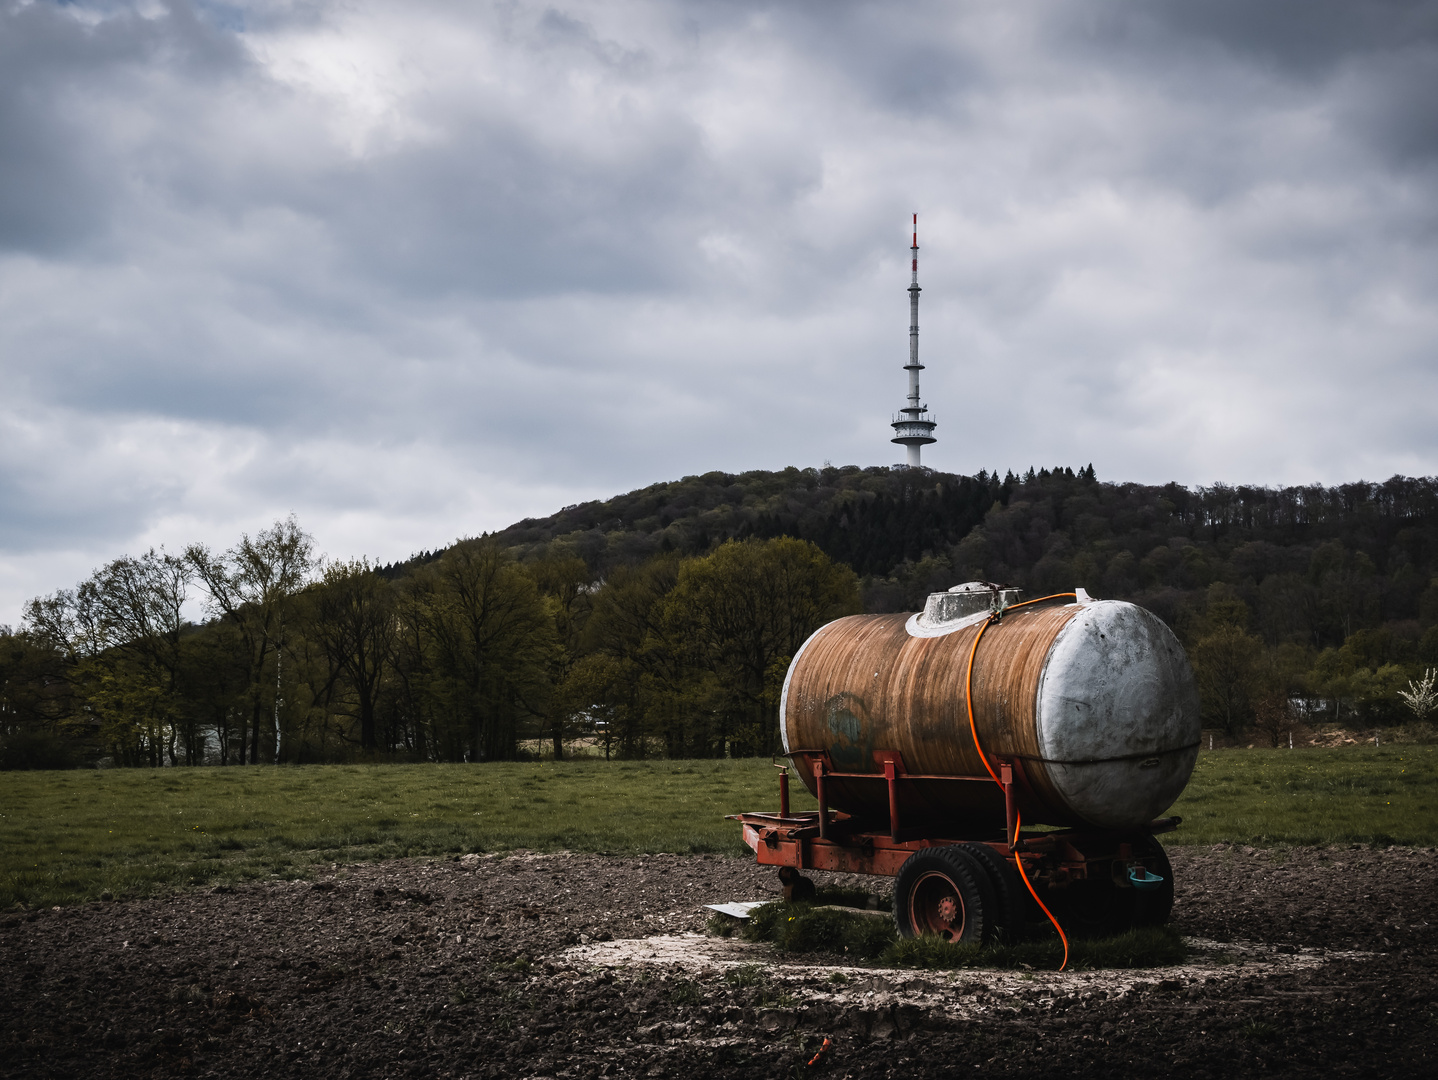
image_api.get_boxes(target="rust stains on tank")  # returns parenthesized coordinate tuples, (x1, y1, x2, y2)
(780, 598, 1199, 831)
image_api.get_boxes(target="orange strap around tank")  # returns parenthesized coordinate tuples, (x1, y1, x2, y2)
(963, 591, 1076, 971)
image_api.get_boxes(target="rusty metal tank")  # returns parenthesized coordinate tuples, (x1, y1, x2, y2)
(779, 585, 1201, 832)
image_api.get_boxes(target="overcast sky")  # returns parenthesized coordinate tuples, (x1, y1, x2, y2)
(3, 0, 1437, 623)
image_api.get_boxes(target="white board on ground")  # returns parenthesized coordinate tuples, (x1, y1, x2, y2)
(703, 902, 768, 919)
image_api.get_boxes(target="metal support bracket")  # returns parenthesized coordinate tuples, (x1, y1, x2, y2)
(873, 750, 906, 842)
(772, 758, 790, 818)
(1001, 759, 1018, 851)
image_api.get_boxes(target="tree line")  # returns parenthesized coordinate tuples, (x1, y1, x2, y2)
(0, 521, 858, 768)
(5, 465, 1438, 767)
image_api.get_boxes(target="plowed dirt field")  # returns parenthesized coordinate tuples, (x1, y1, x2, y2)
(3, 845, 1434, 1078)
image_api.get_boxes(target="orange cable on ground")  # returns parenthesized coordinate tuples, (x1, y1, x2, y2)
(806, 1037, 832, 1067)
(963, 592, 1078, 971)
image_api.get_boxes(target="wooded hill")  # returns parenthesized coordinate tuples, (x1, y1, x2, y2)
(4, 465, 1437, 769)
(407, 463, 1438, 647)
(459, 464, 1004, 583)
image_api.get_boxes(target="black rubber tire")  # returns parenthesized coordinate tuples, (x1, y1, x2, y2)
(957, 842, 1026, 944)
(893, 846, 997, 944)
(1132, 838, 1174, 927)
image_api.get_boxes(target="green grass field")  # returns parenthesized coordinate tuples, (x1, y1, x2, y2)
(2, 747, 1434, 908)
(1169, 746, 1436, 848)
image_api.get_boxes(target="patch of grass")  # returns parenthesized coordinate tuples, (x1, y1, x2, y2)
(742, 900, 898, 959)
(1071, 925, 1190, 968)
(757, 987, 798, 1008)
(882, 925, 1188, 971)
(1240, 1019, 1278, 1041)
(724, 963, 769, 988)
(496, 987, 531, 1009)
(668, 979, 703, 1006)
(448, 981, 477, 1005)
(496, 954, 532, 974)
(1167, 746, 1437, 846)
(743, 898, 1188, 971)
(764, 902, 1185, 970)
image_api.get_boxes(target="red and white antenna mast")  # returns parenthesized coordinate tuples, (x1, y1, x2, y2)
(891, 213, 937, 468)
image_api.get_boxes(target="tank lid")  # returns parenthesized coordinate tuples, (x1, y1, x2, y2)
(947, 580, 997, 595)
(915, 582, 1023, 631)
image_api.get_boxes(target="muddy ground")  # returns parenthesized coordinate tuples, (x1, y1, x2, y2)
(3, 845, 1435, 1079)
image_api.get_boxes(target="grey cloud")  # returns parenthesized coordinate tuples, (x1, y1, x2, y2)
(1054, 0, 1438, 176)
(761, 4, 993, 118)
(3, 0, 1438, 624)
(1128, 0, 1438, 78)
(0, 409, 171, 549)
(331, 120, 716, 298)
(1339, 45, 1438, 167)
(0, 0, 250, 253)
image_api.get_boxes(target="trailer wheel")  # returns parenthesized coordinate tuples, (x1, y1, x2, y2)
(894, 846, 996, 944)
(957, 842, 1025, 944)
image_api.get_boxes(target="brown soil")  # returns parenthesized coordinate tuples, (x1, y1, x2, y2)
(3, 845, 1435, 1079)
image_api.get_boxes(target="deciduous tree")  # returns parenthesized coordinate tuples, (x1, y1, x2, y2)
(404, 540, 553, 761)
(187, 516, 314, 764)
(309, 559, 396, 753)
(661, 538, 860, 755)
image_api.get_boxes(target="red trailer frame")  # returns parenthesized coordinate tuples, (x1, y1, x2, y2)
(731, 750, 1179, 945)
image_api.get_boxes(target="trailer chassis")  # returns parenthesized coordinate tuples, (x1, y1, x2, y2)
(730, 751, 1179, 941)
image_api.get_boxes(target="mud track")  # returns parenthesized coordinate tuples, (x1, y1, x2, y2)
(3, 846, 1435, 1078)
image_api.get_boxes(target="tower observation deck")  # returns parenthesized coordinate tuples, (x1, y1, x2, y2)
(891, 213, 936, 468)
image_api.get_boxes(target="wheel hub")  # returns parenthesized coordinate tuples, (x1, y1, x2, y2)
(937, 896, 959, 925)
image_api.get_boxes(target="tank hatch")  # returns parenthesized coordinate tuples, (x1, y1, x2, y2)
(916, 582, 1023, 630)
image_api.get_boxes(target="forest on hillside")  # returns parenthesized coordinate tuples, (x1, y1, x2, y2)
(4, 465, 1438, 768)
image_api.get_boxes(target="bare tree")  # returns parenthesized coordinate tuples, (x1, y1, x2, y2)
(187, 516, 314, 764)
(1251, 691, 1298, 748)
(25, 551, 191, 765)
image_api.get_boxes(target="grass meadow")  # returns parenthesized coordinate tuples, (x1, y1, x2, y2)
(1171, 746, 1435, 848)
(2, 746, 1434, 908)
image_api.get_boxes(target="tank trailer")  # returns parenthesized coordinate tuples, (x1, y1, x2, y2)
(732, 584, 1201, 951)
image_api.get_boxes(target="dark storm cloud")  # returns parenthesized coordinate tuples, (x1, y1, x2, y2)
(0, 0, 250, 253)
(1057, 0, 1438, 173)
(1134, 0, 1438, 78)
